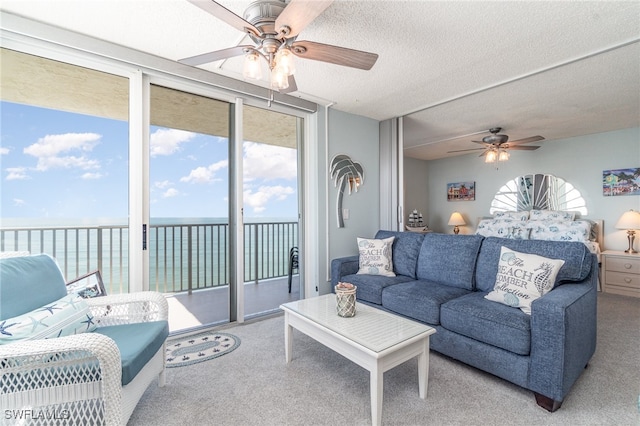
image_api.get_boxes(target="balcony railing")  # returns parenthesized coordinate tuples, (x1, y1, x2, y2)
(0, 221, 298, 295)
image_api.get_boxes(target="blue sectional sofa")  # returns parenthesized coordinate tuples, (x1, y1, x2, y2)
(331, 230, 598, 412)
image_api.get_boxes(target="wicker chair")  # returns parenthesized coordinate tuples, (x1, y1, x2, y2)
(0, 254, 169, 425)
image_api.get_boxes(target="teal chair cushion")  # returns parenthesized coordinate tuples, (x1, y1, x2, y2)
(0, 254, 68, 320)
(94, 321, 169, 386)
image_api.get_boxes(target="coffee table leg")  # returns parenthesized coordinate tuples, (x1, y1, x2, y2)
(370, 367, 383, 426)
(418, 337, 429, 399)
(284, 312, 293, 363)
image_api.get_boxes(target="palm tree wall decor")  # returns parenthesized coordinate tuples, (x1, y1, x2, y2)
(330, 154, 365, 228)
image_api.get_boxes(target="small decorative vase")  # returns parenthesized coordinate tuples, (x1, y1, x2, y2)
(335, 282, 357, 317)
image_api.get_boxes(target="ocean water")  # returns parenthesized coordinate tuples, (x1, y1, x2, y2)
(0, 217, 298, 294)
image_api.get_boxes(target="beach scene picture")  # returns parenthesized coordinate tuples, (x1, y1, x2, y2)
(447, 181, 475, 201)
(602, 167, 640, 196)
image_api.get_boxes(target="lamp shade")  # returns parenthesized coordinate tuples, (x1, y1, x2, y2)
(242, 52, 262, 80)
(448, 212, 466, 226)
(275, 48, 295, 76)
(615, 210, 640, 230)
(485, 149, 497, 163)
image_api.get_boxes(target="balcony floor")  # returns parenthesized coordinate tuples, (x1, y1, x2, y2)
(165, 275, 300, 333)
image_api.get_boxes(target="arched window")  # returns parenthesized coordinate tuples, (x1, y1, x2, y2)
(490, 174, 587, 216)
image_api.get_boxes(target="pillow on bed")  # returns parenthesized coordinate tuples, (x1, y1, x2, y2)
(529, 210, 575, 221)
(476, 219, 530, 239)
(575, 219, 598, 241)
(493, 211, 529, 221)
(356, 236, 395, 277)
(527, 220, 591, 242)
(485, 246, 565, 314)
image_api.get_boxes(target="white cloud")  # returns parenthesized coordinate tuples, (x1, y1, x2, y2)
(243, 142, 297, 182)
(181, 160, 228, 184)
(150, 128, 196, 157)
(81, 172, 103, 180)
(24, 132, 102, 171)
(5, 167, 29, 180)
(37, 156, 100, 171)
(13, 198, 26, 207)
(163, 188, 179, 198)
(0, 147, 9, 155)
(154, 180, 172, 189)
(244, 185, 294, 213)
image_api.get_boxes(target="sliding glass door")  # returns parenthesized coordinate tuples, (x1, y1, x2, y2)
(1, 48, 307, 334)
(148, 84, 231, 332)
(0, 48, 131, 291)
(242, 104, 301, 318)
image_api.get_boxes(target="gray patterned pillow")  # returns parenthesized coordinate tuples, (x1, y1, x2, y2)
(485, 246, 565, 314)
(356, 237, 395, 277)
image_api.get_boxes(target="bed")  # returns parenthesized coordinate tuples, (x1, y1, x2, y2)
(475, 210, 603, 262)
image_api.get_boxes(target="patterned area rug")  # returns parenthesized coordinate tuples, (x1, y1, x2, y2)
(165, 331, 240, 368)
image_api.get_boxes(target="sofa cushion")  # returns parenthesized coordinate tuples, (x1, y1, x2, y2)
(340, 273, 414, 305)
(416, 234, 484, 290)
(375, 230, 425, 279)
(356, 236, 395, 277)
(475, 237, 592, 293)
(440, 292, 532, 355)
(0, 254, 68, 321)
(484, 246, 565, 314)
(0, 293, 97, 344)
(382, 280, 471, 325)
(94, 320, 169, 386)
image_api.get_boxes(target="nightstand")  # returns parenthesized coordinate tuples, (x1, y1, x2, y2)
(601, 250, 640, 298)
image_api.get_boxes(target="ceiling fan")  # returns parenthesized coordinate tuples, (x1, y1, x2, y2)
(180, 0, 379, 93)
(447, 127, 545, 162)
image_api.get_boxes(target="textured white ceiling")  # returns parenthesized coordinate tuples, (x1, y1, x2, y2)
(1, 0, 639, 160)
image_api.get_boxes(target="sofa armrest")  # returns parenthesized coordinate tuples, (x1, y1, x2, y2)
(0, 333, 122, 425)
(330, 256, 360, 288)
(87, 291, 168, 326)
(528, 255, 598, 403)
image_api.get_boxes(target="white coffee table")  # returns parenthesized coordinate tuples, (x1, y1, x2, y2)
(280, 294, 436, 425)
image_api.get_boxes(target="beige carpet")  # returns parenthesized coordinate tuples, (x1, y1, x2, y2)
(129, 293, 640, 425)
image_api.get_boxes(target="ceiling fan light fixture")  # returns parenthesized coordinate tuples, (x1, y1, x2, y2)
(485, 149, 498, 163)
(270, 67, 289, 90)
(498, 149, 510, 162)
(243, 51, 263, 80)
(275, 48, 296, 76)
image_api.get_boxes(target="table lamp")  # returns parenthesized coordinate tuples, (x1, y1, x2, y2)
(615, 209, 640, 253)
(448, 212, 466, 235)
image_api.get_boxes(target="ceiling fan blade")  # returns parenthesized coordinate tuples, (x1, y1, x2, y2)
(508, 135, 545, 145)
(179, 45, 254, 66)
(275, 0, 333, 39)
(187, 0, 261, 38)
(291, 41, 378, 70)
(471, 140, 490, 145)
(279, 75, 298, 94)
(447, 147, 486, 153)
(506, 145, 541, 150)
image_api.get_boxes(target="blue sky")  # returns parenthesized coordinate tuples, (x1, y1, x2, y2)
(0, 101, 298, 222)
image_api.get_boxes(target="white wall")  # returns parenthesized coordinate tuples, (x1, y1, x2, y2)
(323, 108, 380, 293)
(420, 127, 640, 251)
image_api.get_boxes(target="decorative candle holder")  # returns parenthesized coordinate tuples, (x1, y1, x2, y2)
(335, 282, 357, 317)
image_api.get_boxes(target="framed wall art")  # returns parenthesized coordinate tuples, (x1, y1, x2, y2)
(447, 181, 475, 201)
(66, 270, 107, 298)
(603, 167, 640, 196)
